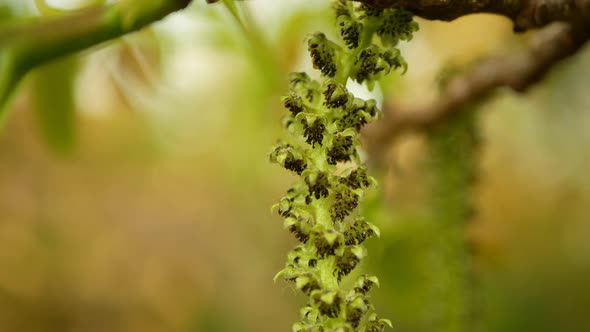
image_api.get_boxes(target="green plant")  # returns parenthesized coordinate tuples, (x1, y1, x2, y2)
(270, 1, 418, 330)
(425, 108, 480, 332)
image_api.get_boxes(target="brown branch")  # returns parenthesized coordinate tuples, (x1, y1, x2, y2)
(362, 22, 590, 160)
(356, 0, 590, 31)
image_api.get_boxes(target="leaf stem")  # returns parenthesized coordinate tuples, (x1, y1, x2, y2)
(0, 0, 192, 119)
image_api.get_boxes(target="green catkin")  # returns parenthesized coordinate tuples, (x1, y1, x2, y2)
(270, 1, 418, 331)
(426, 108, 480, 332)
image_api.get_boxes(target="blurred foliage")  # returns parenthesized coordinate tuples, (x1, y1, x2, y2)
(31, 56, 79, 153)
(0, 1, 589, 332)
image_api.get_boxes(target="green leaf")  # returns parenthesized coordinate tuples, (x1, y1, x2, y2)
(351, 245, 367, 259)
(380, 318, 393, 328)
(0, 49, 26, 127)
(31, 55, 79, 154)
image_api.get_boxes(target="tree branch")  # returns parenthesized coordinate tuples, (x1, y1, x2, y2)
(0, 0, 193, 119)
(356, 0, 590, 31)
(362, 22, 590, 160)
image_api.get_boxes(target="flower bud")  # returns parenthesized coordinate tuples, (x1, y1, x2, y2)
(308, 32, 337, 78)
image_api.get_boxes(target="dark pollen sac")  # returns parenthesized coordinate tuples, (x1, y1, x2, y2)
(381, 49, 405, 71)
(346, 304, 364, 328)
(339, 109, 367, 132)
(323, 83, 349, 109)
(339, 18, 362, 49)
(283, 93, 305, 116)
(335, 247, 361, 280)
(308, 259, 317, 268)
(332, 0, 350, 17)
(289, 72, 321, 103)
(377, 9, 416, 43)
(289, 224, 310, 243)
(277, 198, 292, 218)
(367, 318, 388, 332)
(314, 229, 341, 258)
(360, 98, 378, 117)
(338, 99, 377, 132)
(330, 189, 359, 222)
(354, 46, 387, 83)
(327, 135, 354, 165)
(339, 168, 370, 190)
(344, 218, 376, 246)
(284, 153, 307, 175)
(306, 89, 317, 103)
(289, 72, 311, 88)
(308, 32, 337, 77)
(299, 273, 321, 295)
(313, 291, 342, 318)
(305, 172, 331, 200)
(354, 275, 377, 294)
(270, 144, 307, 175)
(302, 118, 326, 147)
(360, 3, 383, 17)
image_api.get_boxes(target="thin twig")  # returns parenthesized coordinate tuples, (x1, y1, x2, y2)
(356, 0, 590, 31)
(362, 22, 590, 160)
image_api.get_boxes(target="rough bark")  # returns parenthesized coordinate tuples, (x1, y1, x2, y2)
(356, 0, 590, 31)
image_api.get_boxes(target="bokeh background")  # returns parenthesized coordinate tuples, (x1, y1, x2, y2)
(1, 1, 589, 331)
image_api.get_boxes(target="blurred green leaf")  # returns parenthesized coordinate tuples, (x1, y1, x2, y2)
(0, 49, 26, 126)
(0, 4, 14, 21)
(31, 56, 79, 154)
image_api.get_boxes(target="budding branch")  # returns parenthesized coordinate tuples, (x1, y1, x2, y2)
(356, 0, 590, 159)
(2, 0, 589, 157)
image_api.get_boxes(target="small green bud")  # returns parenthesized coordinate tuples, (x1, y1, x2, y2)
(313, 227, 343, 258)
(327, 134, 355, 165)
(296, 273, 321, 295)
(381, 48, 407, 74)
(283, 93, 306, 116)
(335, 245, 363, 279)
(331, 187, 359, 222)
(377, 9, 419, 45)
(305, 171, 331, 200)
(338, 15, 362, 49)
(346, 295, 368, 327)
(354, 45, 391, 83)
(312, 290, 342, 318)
(359, 3, 383, 17)
(289, 72, 312, 88)
(324, 82, 351, 109)
(300, 305, 320, 323)
(302, 118, 326, 147)
(354, 274, 380, 294)
(367, 313, 393, 332)
(270, 143, 307, 175)
(344, 217, 378, 246)
(285, 154, 307, 175)
(338, 104, 373, 132)
(288, 220, 312, 243)
(339, 167, 370, 190)
(332, 0, 351, 18)
(278, 197, 292, 217)
(308, 32, 337, 78)
(289, 72, 322, 103)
